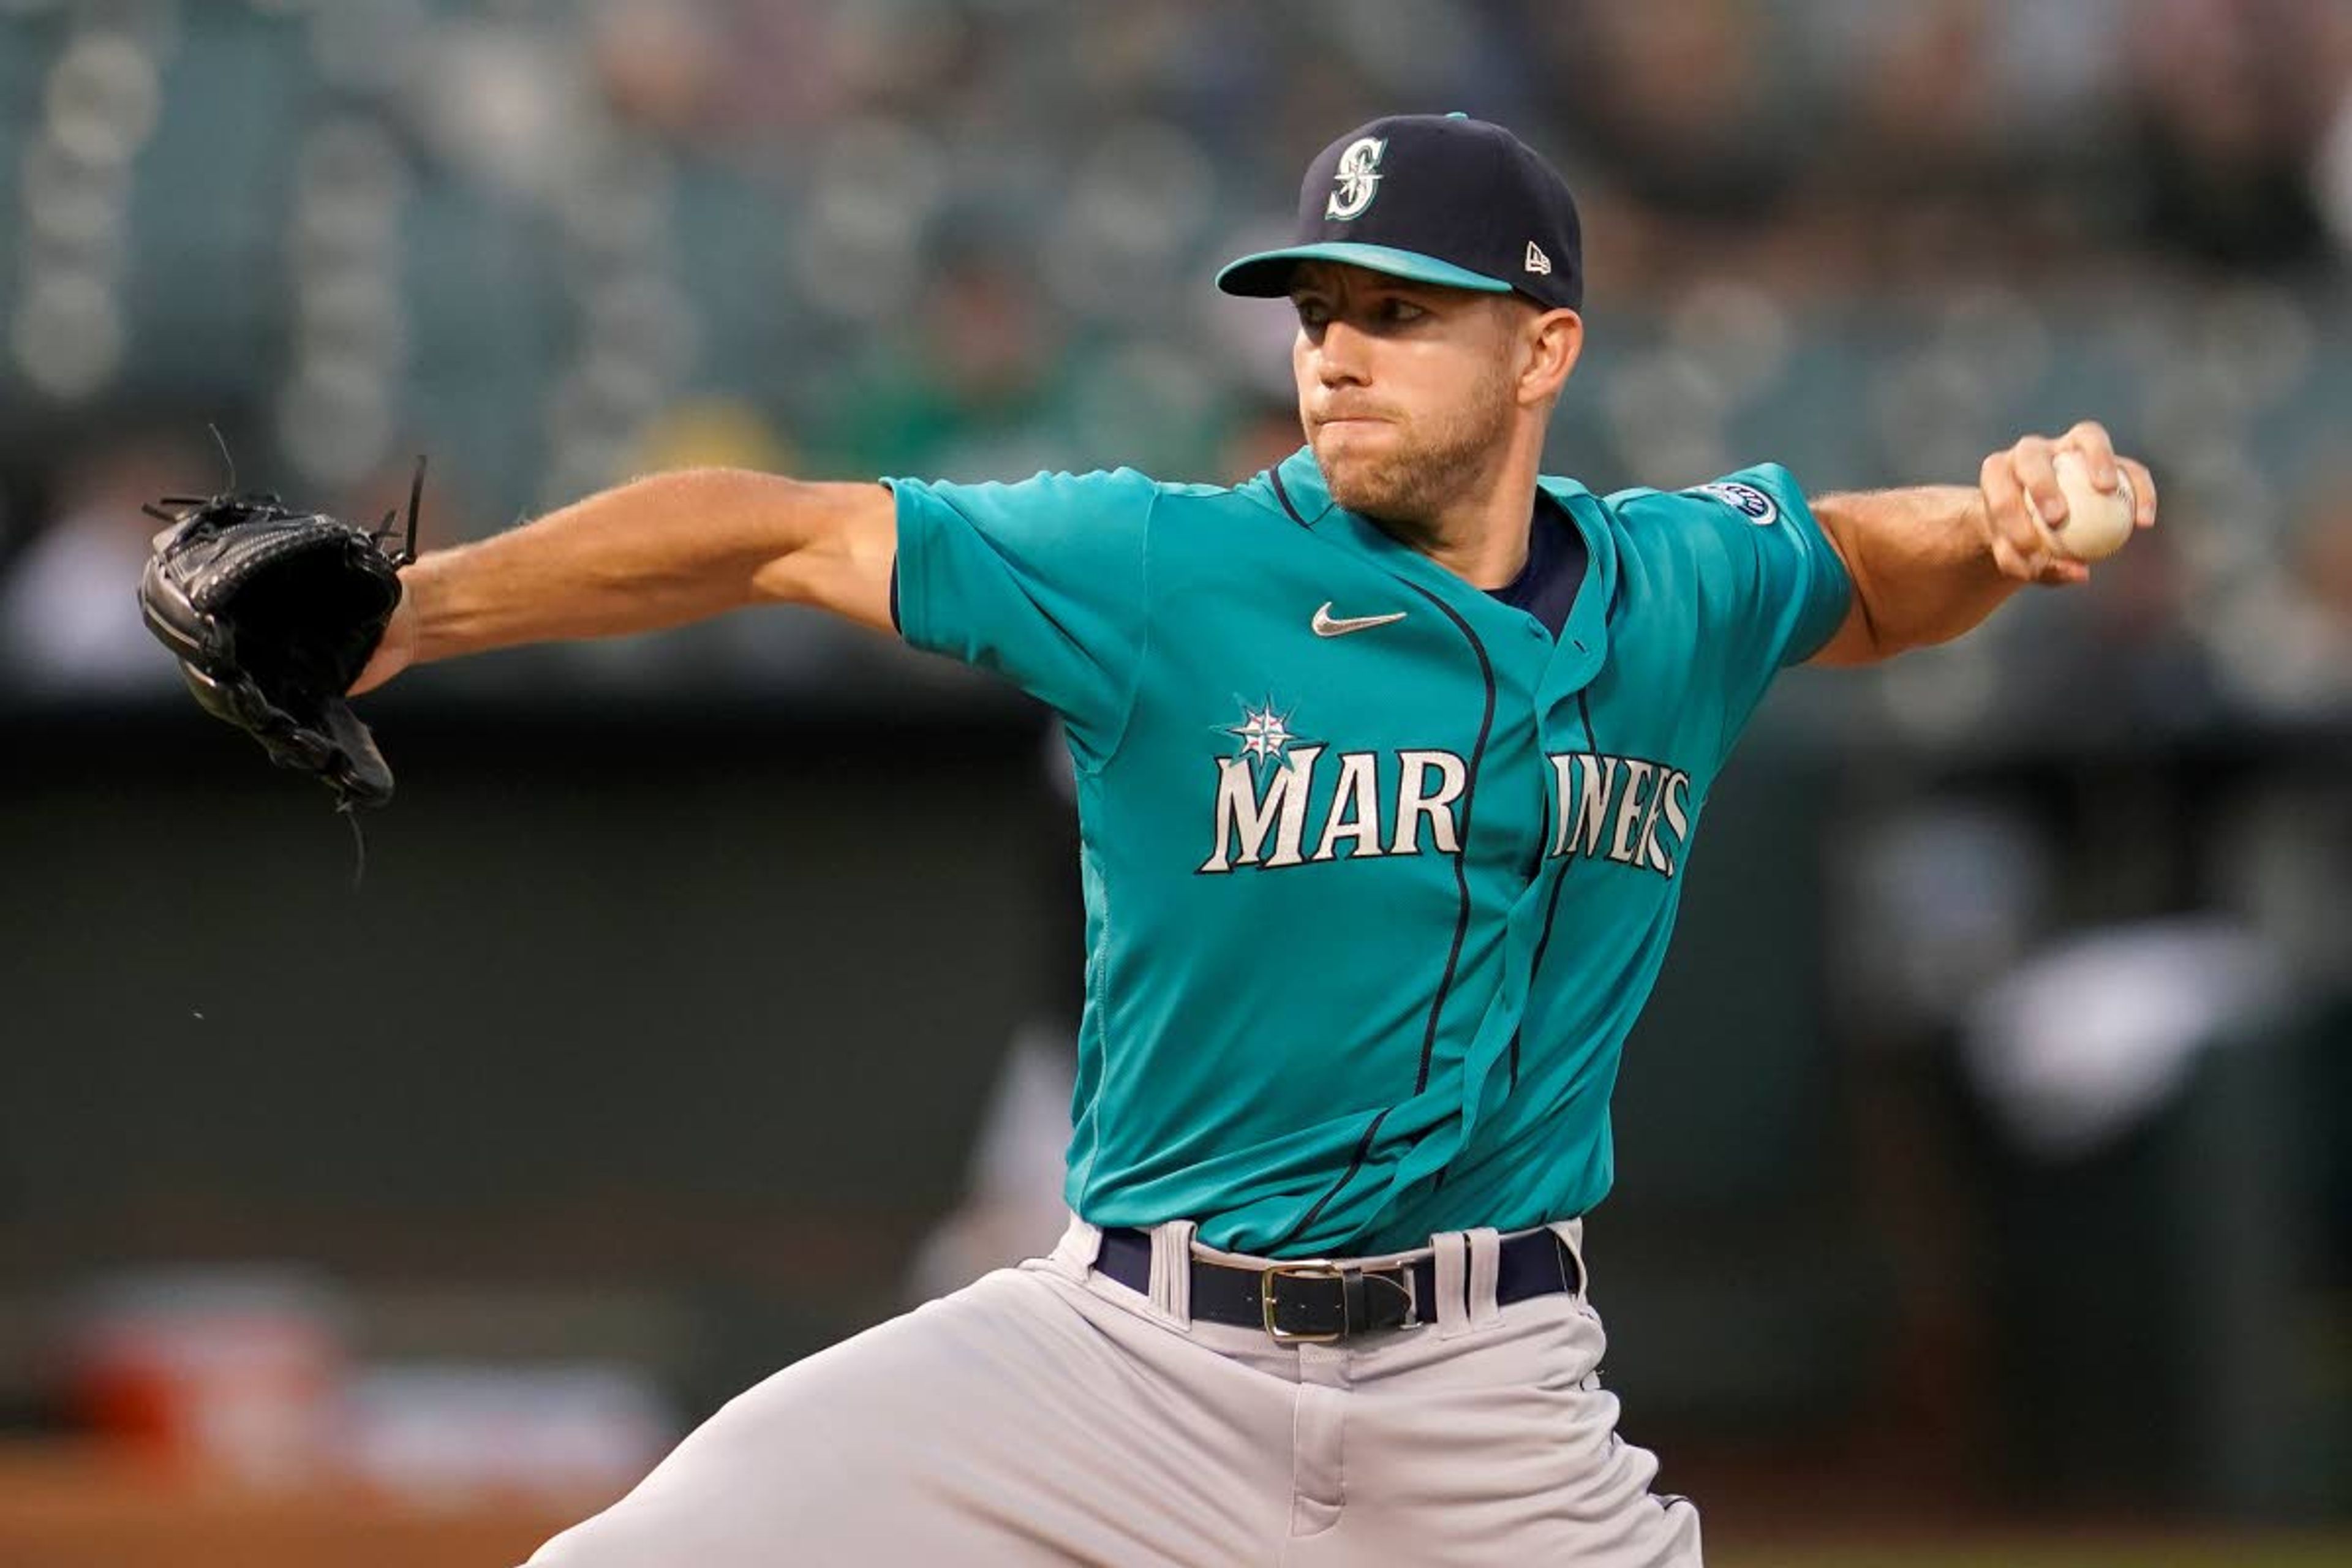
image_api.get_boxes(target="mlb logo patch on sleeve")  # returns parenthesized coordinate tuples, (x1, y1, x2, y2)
(1684, 481, 1779, 527)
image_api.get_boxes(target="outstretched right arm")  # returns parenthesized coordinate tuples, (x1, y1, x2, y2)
(350, 469, 896, 693)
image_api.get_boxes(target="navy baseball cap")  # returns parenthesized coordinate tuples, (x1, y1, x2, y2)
(1217, 113, 1583, 312)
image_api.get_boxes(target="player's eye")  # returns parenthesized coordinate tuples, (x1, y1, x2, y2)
(1378, 297, 1426, 325)
(1293, 299, 1330, 328)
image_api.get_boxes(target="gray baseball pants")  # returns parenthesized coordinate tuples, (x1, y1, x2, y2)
(526, 1216, 1703, 1566)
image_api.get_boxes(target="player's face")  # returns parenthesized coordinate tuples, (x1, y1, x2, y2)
(1288, 265, 1526, 524)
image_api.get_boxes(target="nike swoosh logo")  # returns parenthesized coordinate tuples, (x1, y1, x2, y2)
(1311, 602, 1408, 638)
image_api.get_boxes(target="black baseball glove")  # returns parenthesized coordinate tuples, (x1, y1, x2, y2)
(138, 460, 424, 810)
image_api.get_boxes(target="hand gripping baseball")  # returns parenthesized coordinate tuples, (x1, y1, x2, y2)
(138, 458, 425, 811)
(1976, 421, 2158, 585)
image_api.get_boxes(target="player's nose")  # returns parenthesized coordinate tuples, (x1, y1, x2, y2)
(1311, 319, 1373, 387)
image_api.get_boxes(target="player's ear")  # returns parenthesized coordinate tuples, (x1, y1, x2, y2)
(1518, 307, 1583, 404)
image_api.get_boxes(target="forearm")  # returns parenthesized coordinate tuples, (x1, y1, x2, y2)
(402, 469, 889, 666)
(1807, 485, 2018, 665)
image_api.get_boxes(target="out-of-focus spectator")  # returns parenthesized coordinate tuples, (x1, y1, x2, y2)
(591, 1, 725, 144)
(1552, 0, 1800, 222)
(2122, 0, 2342, 271)
(1821, 1, 2030, 284)
(2312, 4, 2352, 260)
(2271, 462, 2352, 710)
(816, 250, 1074, 482)
(1217, 399, 1306, 487)
(0, 432, 212, 698)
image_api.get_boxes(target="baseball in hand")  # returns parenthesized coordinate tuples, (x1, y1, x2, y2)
(2050, 450, 2136, 562)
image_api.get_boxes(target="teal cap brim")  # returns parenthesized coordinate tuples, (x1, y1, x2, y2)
(1215, 241, 1515, 298)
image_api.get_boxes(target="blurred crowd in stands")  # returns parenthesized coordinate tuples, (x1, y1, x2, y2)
(1, 0, 2349, 736)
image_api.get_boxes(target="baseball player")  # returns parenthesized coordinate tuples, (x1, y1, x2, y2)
(350, 115, 2155, 1566)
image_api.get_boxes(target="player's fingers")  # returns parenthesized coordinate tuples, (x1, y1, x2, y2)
(2039, 557, 2090, 587)
(2064, 420, 2120, 490)
(2011, 437, 2066, 532)
(1977, 452, 2037, 579)
(1977, 451, 2022, 573)
(2119, 456, 2158, 528)
(1981, 447, 2052, 579)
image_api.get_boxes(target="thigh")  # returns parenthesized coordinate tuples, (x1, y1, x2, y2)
(526, 1262, 1292, 1567)
(1306, 1295, 1703, 1568)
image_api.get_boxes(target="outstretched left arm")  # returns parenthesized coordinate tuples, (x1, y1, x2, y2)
(1805, 421, 2158, 667)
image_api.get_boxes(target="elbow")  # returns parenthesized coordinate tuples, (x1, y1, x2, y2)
(1806, 576, 1905, 668)
(1806, 505, 1890, 666)
(746, 478, 897, 617)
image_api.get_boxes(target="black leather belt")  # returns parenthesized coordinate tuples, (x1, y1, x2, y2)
(1096, 1226, 1583, 1343)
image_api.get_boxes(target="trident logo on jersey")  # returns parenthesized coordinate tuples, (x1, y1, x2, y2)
(1325, 137, 1387, 220)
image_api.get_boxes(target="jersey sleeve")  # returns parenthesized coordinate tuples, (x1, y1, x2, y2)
(1607, 462, 1852, 738)
(888, 467, 1156, 761)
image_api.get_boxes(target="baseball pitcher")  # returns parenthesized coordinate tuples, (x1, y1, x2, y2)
(179, 115, 2159, 1565)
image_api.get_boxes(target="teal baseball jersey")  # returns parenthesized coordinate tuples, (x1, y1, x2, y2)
(890, 446, 1851, 1257)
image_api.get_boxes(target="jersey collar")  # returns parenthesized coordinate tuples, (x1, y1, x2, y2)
(1267, 446, 1616, 685)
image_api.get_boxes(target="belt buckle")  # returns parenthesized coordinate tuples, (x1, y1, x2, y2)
(1260, 1264, 1346, 1344)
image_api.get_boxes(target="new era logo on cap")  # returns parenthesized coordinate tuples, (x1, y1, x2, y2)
(1215, 113, 1585, 313)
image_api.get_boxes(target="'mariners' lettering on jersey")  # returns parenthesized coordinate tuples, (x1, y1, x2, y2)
(1544, 752, 1694, 880)
(1199, 747, 1466, 872)
(1197, 744, 1695, 880)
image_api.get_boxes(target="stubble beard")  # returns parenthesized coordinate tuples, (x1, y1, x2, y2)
(1314, 368, 1516, 537)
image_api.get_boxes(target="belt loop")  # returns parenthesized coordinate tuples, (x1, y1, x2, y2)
(1049, 1213, 1103, 1283)
(1430, 1231, 1472, 1339)
(1148, 1221, 1196, 1326)
(1465, 1227, 1503, 1326)
(1545, 1218, 1589, 1297)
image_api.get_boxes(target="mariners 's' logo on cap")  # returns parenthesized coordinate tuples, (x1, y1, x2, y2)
(1325, 137, 1387, 221)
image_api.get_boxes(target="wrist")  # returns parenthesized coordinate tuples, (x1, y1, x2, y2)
(398, 553, 453, 666)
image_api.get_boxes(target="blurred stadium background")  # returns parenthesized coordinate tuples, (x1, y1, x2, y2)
(1, 0, 2348, 1563)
